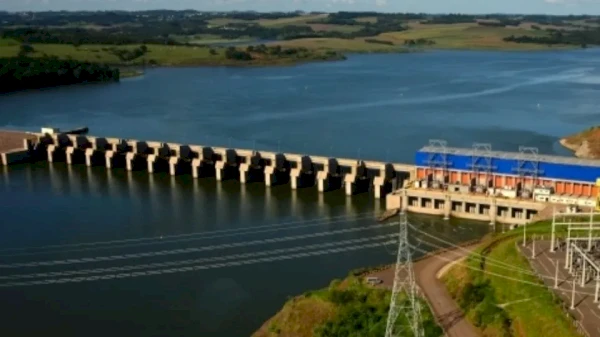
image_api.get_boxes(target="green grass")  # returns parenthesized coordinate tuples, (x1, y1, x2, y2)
(257, 14, 328, 27)
(442, 222, 581, 337)
(0, 43, 341, 67)
(272, 37, 406, 53)
(253, 275, 442, 337)
(0, 20, 578, 69)
(378, 23, 574, 50)
(0, 38, 19, 47)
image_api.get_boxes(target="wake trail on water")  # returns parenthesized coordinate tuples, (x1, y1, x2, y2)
(295, 67, 594, 115)
(0, 212, 377, 256)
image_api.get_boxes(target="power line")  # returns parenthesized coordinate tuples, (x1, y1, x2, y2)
(0, 222, 396, 268)
(385, 212, 424, 337)
(405, 228, 598, 297)
(0, 240, 394, 288)
(0, 234, 396, 281)
(408, 244, 597, 297)
(408, 223, 540, 277)
(0, 212, 378, 257)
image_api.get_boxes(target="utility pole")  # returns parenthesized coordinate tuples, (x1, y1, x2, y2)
(588, 211, 594, 252)
(532, 234, 536, 259)
(551, 206, 556, 251)
(385, 212, 424, 337)
(581, 260, 587, 287)
(523, 224, 527, 247)
(571, 280, 576, 310)
(554, 259, 559, 289)
(595, 275, 599, 303)
(565, 222, 572, 269)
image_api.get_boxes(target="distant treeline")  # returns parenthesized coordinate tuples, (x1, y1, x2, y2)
(2, 10, 600, 47)
(504, 28, 600, 46)
(0, 10, 597, 28)
(0, 56, 119, 93)
(222, 44, 343, 61)
(0, 21, 406, 46)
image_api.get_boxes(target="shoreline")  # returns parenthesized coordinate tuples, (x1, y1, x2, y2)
(253, 239, 482, 336)
(559, 138, 578, 153)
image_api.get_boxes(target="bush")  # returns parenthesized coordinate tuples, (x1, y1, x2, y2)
(224, 47, 253, 61)
(364, 39, 394, 46)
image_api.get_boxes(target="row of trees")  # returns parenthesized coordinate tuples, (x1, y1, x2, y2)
(223, 44, 341, 61)
(0, 56, 120, 93)
(504, 28, 600, 47)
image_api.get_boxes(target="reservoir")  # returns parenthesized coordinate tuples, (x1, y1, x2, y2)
(1, 49, 600, 336)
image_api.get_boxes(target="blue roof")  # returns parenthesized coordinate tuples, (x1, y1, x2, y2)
(419, 146, 600, 168)
(416, 147, 600, 183)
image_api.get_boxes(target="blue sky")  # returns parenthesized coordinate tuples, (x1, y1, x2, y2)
(1, 0, 600, 15)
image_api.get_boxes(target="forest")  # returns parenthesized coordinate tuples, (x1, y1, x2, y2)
(0, 55, 119, 93)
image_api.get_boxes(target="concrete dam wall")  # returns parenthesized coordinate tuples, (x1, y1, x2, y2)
(36, 132, 415, 199)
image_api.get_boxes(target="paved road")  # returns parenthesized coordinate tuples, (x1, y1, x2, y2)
(369, 246, 480, 337)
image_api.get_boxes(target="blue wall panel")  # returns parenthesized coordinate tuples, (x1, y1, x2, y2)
(415, 150, 600, 183)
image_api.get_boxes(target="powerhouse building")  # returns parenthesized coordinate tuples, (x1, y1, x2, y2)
(414, 142, 600, 208)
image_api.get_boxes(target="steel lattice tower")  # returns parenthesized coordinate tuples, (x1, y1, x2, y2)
(384, 212, 424, 337)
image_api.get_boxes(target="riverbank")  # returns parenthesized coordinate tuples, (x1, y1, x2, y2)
(251, 267, 442, 337)
(252, 237, 485, 337)
(560, 126, 600, 159)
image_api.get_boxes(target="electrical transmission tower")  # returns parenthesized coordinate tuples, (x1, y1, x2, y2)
(384, 212, 424, 337)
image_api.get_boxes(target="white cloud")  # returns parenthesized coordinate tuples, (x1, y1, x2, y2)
(375, 0, 387, 6)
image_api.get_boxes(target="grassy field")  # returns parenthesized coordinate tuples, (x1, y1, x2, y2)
(0, 40, 342, 66)
(378, 22, 572, 50)
(257, 14, 327, 27)
(442, 223, 581, 337)
(0, 43, 217, 65)
(272, 37, 405, 53)
(274, 22, 573, 53)
(0, 19, 578, 68)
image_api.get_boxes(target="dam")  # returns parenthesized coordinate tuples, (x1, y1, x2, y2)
(9, 129, 414, 200)
(1, 128, 559, 226)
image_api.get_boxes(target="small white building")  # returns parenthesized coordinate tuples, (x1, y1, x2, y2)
(41, 127, 60, 135)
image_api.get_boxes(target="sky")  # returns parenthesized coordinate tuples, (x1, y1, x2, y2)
(1, 0, 600, 15)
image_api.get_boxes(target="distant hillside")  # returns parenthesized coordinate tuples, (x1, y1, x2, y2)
(560, 126, 600, 159)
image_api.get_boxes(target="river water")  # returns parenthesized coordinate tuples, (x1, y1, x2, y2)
(1, 49, 600, 336)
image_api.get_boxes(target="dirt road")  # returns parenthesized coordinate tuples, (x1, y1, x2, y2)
(414, 247, 480, 337)
(368, 245, 480, 337)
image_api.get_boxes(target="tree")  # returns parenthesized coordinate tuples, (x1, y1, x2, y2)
(18, 44, 35, 57)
